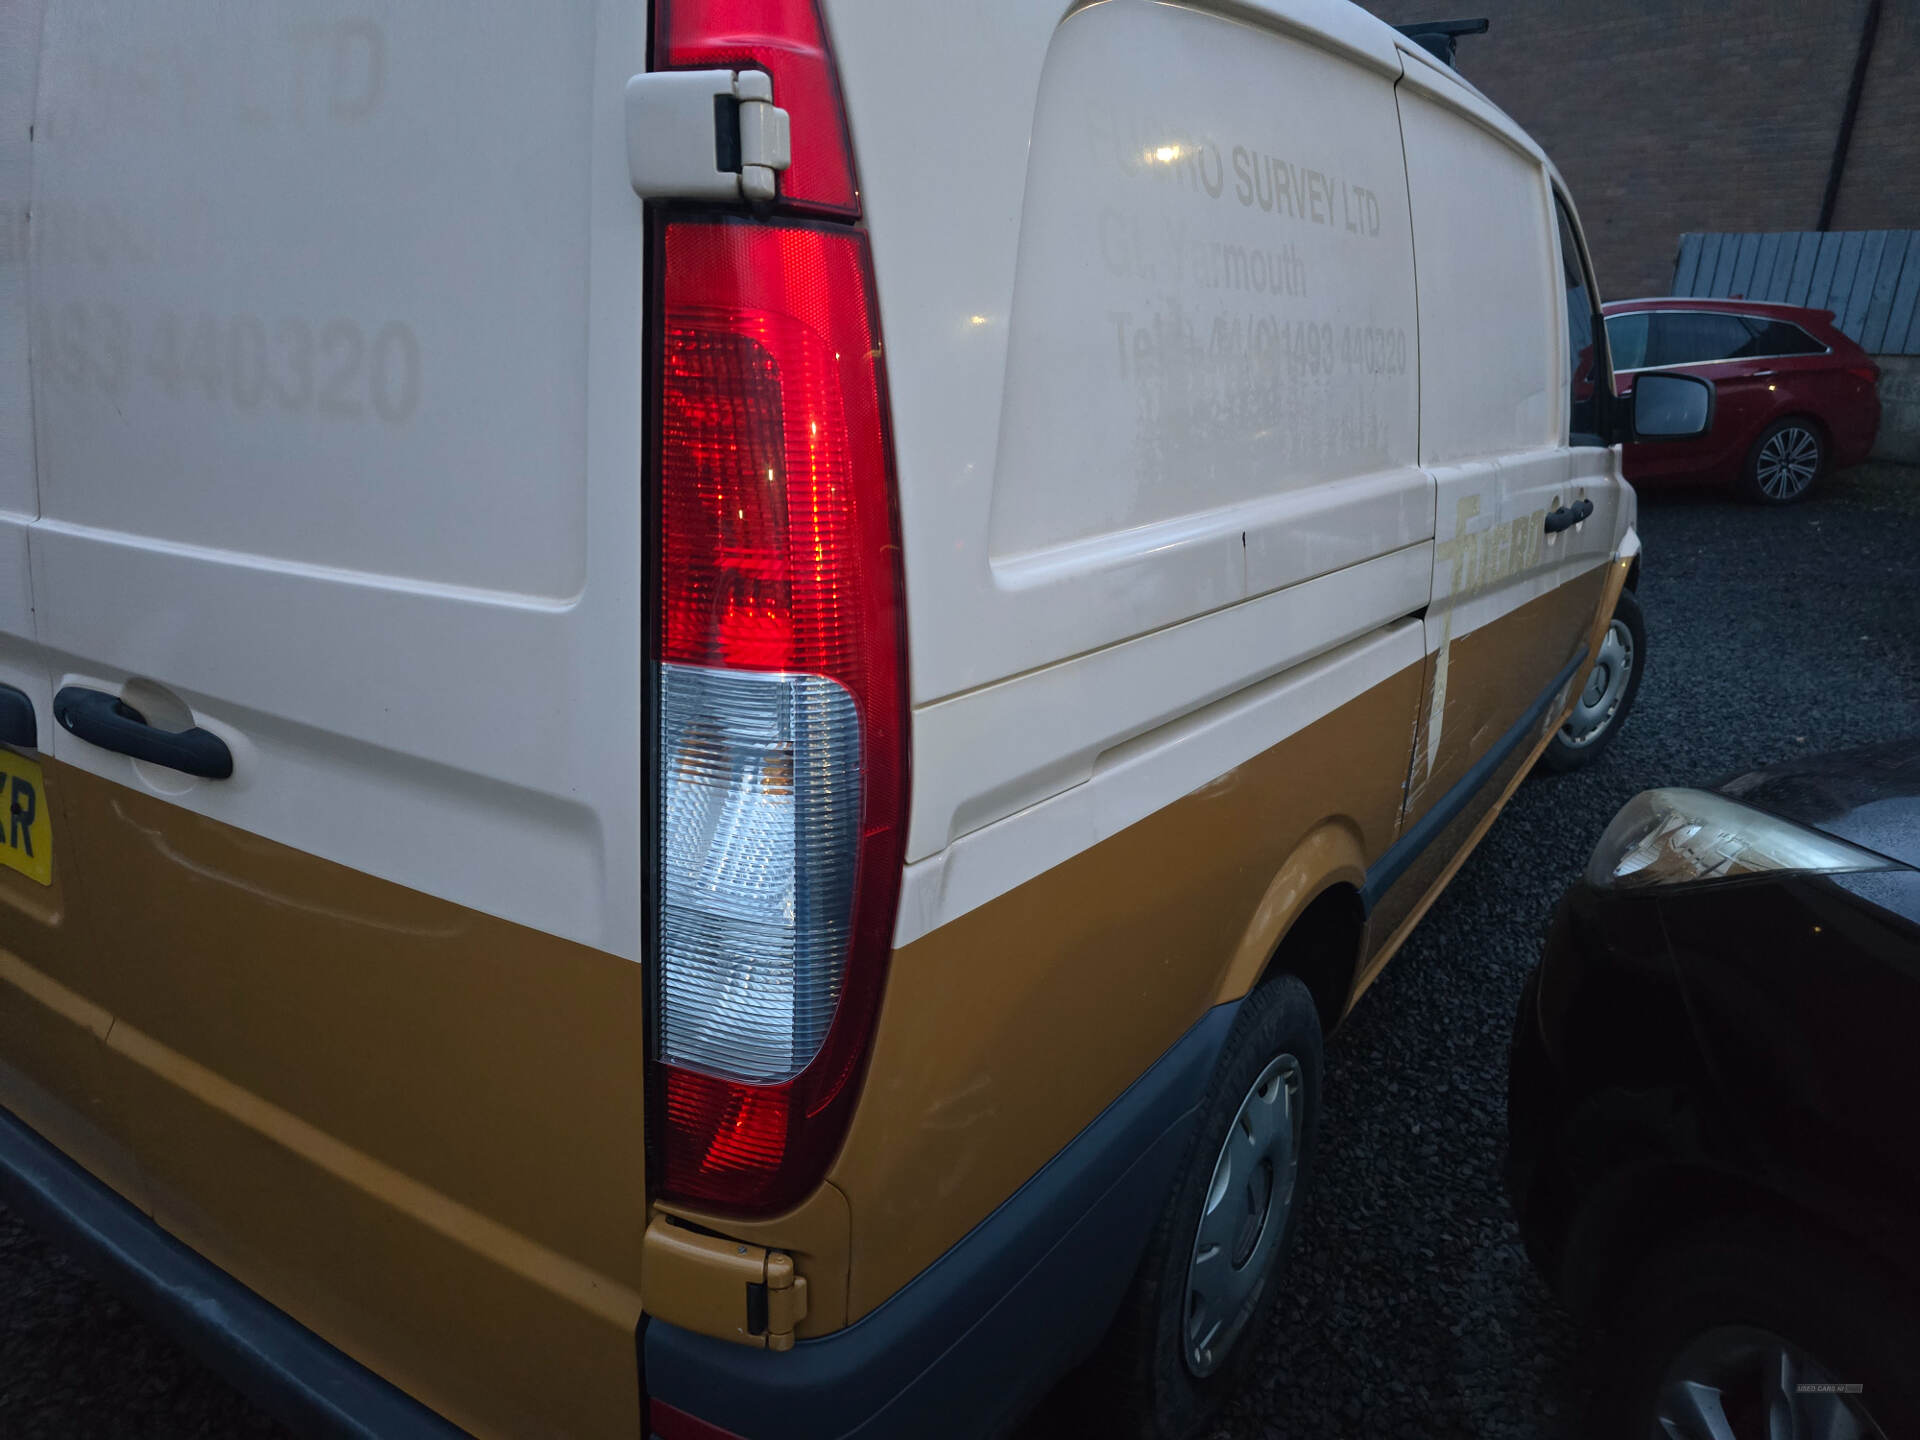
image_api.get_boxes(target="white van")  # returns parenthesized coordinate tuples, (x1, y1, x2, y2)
(0, 2, 1709, 1437)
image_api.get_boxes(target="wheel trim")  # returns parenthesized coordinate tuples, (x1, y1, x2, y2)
(1756, 426, 1820, 500)
(1652, 1324, 1886, 1440)
(1182, 1053, 1302, 1378)
(1559, 616, 1633, 748)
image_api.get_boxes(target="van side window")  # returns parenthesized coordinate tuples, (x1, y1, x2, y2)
(1551, 196, 1602, 445)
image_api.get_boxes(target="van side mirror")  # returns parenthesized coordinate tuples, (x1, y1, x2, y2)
(1626, 371, 1714, 441)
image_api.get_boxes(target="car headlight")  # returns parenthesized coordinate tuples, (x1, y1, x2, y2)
(1586, 787, 1896, 892)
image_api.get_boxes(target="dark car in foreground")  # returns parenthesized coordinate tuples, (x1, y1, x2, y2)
(1508, 740, 1920, 1438)
(1603, 298, 1881, 504)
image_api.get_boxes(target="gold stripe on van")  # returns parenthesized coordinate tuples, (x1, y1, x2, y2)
(0, 558, 1629, 1419)
(1, 764, 655, 1440)
(820, 566, 1619, 1320)
(823, 657, 1425, 1320)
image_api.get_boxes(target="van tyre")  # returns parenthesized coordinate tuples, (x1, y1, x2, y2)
(1541, 586, 1644, 773)
(1091, 973, 1322, 1440)
(1739, 416, 1825, 505)
(1604, 1217, 1920, 1440)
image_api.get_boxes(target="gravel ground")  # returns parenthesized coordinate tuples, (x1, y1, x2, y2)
(1207, 460, 1920, 1440)
(3, 464, 1918, 1439)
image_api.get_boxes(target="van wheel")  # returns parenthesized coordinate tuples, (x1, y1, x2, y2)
(1088, 973, 1322, 1440)
(1606, 1219, 1920, 1439)
(1739, 417, 1824, 504)
(1541, 586, 1644, 773)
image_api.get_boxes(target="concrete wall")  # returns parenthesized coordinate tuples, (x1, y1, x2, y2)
(1357, 1, 1920, 302)
(1873, 356, 1920, 464)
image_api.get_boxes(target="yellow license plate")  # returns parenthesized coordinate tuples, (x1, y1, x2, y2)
(0, 749, 52, 886)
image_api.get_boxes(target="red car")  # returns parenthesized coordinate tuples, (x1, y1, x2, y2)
(1602, 298, 1880, 504)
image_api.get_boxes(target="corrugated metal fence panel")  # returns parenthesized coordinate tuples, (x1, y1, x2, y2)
(1886, 240, 1920, 354)
(1671, 229, 1920, 355)
(1861, 232, 1911, 353)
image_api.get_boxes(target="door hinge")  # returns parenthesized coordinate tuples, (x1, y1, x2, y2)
(625, 69, 792, 203)
(640, 1215, 811, 1351)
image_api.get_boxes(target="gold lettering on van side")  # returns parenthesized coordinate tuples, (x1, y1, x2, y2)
(1413, 496, 1549, 797)
(1435, 498, 1545, 607)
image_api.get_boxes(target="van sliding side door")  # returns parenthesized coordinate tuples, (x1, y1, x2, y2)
(1375, 60, 1620, 937)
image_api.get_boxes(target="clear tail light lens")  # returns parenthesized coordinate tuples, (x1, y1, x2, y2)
(651, 218, 906, 1216)
(659, 665, 861, 1082)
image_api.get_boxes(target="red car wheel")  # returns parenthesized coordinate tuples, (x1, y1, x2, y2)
(1740, 417, 1824, 505)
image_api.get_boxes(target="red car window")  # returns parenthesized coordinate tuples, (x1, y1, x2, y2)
(1741, 318, 1827, 357)
(1647, 311, 1756, 367)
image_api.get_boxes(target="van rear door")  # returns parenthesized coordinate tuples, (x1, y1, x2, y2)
(22, 4, 649, 1434)
(0, 0, 149, 1214)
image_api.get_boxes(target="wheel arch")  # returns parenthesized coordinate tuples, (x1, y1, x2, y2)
(1263, 885, 1367, 1038)
(1210, 819, 1368, 1036)
(1763, 408, 1831, 445)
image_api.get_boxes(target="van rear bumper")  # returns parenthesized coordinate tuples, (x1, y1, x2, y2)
(0, 1101, 465, 1440)
(644, 1001, 1239, 1440)
(2, 999, 1236, 1440)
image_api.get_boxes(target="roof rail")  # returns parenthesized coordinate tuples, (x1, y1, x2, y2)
(1395, 18, 1490, 69)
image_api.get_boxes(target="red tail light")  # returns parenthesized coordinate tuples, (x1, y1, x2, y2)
(650, 216, 906, 1218)
(654, 0, 859, 216)
(1846, 364, 1880, 384)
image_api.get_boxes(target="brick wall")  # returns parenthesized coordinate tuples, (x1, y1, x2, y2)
(1358, 1, 1918, 301)
(1829, 1, 1920, 232)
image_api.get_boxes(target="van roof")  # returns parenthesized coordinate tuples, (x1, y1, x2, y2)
(1383, 15, 1557, 175)
(1223, 6, 1554, 181)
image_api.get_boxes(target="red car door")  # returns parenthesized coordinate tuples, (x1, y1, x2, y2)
(1617, 310, 1774, 484)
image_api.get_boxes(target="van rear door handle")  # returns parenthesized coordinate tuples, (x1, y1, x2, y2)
(53, 687, 233, 780)
(1544, 499, 1594, 533)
